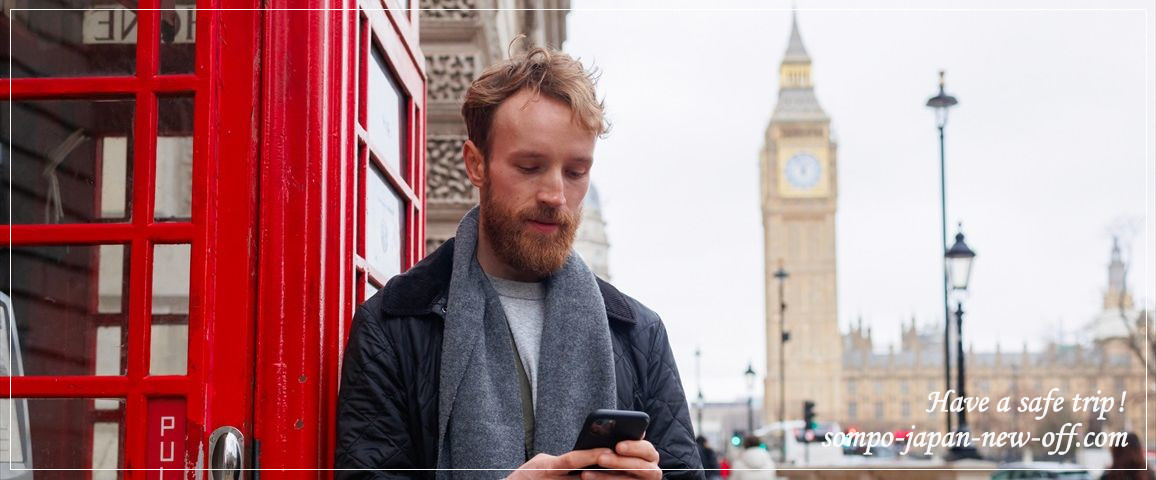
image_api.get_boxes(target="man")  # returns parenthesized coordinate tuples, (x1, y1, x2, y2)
(335, 46, 702, 480)
(695, 437, 721, 480)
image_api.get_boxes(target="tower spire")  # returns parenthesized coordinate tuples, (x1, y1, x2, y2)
(1105, 236, 1132, 309)
(784, 6, 811, 64)
(1109, 236, 1124, 292)
(773, 9, 825, 119)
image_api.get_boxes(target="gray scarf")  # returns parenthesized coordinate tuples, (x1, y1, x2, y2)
(436, 207, 617, 479)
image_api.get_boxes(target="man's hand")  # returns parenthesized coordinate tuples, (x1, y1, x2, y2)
(581, 440, 662, 480)
(507, 448, 613, 480)
(506, 440, 661, 480)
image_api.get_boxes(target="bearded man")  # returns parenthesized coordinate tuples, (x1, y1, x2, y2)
(335, 46, 703, 480)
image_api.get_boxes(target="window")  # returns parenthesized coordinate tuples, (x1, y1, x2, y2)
(352, 18, 418, 305)
(367, 47, 406, 175)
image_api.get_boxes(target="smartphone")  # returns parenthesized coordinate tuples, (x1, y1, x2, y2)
(569, 409, 650, 473)
(573, 409, 649, 451)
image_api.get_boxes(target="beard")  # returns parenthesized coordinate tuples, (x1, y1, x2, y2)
(480, 184, 581, 278)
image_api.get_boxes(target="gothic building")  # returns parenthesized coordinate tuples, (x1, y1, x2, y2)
(841, 241, 1154, 454)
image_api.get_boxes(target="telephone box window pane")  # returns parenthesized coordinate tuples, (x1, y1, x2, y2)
(1, 244, 129, 376)
(92, 421, 123, 479)
(1, 398, 125, 472)
(158, 2, 197, 74)
(94, 326, 123, 376)
(1, 98, 134, 224)
(365, 165, 403, 281)
(365, 280, 379, 301)
(6, 2, 138, 78)
(156, 96, 194, 221)
(0, 399, 29, 465)
(150, 244, 189, 375)
(367, 47, 405, 177)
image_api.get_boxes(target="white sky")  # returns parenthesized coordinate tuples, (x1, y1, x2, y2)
(563, 0, 1156, 402)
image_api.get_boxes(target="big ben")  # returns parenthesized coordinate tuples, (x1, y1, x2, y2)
(760, 13, 842, 429)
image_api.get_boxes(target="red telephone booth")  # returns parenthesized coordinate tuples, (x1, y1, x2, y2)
(3, 1, 425, 477)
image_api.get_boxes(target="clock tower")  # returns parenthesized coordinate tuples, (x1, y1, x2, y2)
(760, 12, 843, 429)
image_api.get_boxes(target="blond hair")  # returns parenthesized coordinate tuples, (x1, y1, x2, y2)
(462, 45, 608, 158)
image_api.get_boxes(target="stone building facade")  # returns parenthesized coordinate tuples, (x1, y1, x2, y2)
(573, 185, 611, 280)
(421, 0, 568, 251)
(418, 0, 610, 277)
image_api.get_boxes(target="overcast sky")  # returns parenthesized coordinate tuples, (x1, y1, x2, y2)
(563, 0, 1155, 402)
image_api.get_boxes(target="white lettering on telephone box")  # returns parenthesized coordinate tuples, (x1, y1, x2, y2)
(160, 416, 176, 436)
(160, 441, 175, 462)
(83, 7, 196, 44)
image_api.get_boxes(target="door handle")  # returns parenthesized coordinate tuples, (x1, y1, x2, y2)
(209, 426, 244, 480)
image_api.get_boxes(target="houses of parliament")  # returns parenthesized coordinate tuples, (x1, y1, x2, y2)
(759, 13, 1154, 448)
(837, 239, 1153, 451)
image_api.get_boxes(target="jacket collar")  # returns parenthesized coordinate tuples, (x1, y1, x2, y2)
(379, 237, 636, 325)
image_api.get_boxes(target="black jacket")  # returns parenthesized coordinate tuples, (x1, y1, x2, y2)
(335, 238, 704, 479)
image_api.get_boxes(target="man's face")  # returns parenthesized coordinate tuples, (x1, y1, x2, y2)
(469, 88, 596, 278)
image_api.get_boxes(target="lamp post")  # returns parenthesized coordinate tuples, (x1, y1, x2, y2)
(695, 346, 704, 435)
(926, 70, 959, 435)
(945, 225, 979, 460)
(773, 260, 789, 462)
(744, 362, 756, 435)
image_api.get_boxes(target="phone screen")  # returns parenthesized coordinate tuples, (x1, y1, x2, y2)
(572, 409, 650, 452)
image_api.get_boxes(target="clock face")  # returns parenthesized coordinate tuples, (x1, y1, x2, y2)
(785, 153, 822, 189)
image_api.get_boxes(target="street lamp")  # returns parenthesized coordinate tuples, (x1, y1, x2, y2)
(945, 225, 979, 460)
(744, 362, 756, 434)
(773, 260, 789, 462)
(926, 70, 959, 435)
(695, 346, 704, 435)
(946, 227, 976, 292)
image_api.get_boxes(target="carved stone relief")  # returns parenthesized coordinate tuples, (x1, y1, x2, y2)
(419, 0, 479, 20)
(426, 54, 478, 102)
(426, 236, 451, 253)
(426, 135, 476, 203)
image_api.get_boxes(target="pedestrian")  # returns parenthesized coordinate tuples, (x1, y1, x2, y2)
(729, 436, 775, 480)
(1101, 432, 1153, 480)
(698, 436, 722, 479)
(334, 43, 703, 480)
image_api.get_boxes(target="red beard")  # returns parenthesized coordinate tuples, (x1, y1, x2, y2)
(480, 185, 581, 278)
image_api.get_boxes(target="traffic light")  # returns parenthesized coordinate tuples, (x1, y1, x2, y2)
(803, 400, 817, 432)
(731, 431, 742, 447)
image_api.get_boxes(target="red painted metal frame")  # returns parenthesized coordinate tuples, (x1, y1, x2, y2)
(4, 1, 261, 478)
(253, 0, 425, 472)
(197, 3, 261, 480)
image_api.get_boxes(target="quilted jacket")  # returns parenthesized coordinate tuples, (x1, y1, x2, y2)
(335, 238, 705, 479)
